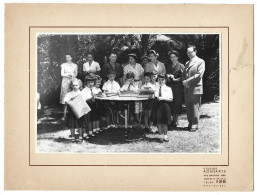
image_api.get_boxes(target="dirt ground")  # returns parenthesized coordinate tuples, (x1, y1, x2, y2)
(37, 101, 220, 153)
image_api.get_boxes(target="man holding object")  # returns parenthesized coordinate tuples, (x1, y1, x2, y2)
(182, 45, 205, 132)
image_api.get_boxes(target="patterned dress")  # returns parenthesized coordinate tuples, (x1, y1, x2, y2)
(123, 63, 144, 81)
(60, 63, 78, 104)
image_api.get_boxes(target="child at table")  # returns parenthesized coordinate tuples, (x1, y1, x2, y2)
(62, 78, 84, 142)
(92, 75, 103, 134)
(81, 76, 98, 138)
(102, 70, 121, 94)
(102, 70, 121, 129)
(151, 73, 173, 142)
(140, 72, 156, 131)
(150, 70, 159, 89)
(120, 72, 139, 92)
(120, 72, 140, 124)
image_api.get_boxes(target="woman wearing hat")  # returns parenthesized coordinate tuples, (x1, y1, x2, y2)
(123, 53, 144, 84)
(166, 50, 185, 127)
(151, 73, 173, 142)
(145, 50, 166, 74)
(140, 55, 150, 71)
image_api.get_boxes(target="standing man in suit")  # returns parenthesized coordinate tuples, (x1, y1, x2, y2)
(182, 45, 205, 132)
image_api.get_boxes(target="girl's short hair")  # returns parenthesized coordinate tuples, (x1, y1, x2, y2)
(70, 78, 83, 90)
(95, 75, 102, 81)
(84, 76, 95, 86)
(126, 72, 135, 80)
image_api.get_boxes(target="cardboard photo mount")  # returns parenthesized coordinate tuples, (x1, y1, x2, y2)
(4, 4, 253, 191)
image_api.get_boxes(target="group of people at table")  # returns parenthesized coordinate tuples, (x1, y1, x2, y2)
(59, 45, 205, 143)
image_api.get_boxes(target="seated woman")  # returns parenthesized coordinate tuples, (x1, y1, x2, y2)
(151, 73, 173, 142)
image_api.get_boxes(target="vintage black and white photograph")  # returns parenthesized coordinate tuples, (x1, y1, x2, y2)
(36, 33, 220, 153)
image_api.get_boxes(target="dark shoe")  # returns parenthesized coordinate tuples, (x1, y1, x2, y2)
(189, 127, 198, 132)
(172, 122, 178, 127)
(163, 138, 169, 142)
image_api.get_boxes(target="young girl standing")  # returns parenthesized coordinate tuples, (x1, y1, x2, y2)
(62, 78, 84, 142)
(81, 76, 97, 138)
(151, 73, 173, 142)
(93, 75, 103, 134)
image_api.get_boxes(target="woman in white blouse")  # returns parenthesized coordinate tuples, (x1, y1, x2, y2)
(83, 53, 101, 76)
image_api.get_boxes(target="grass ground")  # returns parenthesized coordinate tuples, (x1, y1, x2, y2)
(37, 101, 220, 153)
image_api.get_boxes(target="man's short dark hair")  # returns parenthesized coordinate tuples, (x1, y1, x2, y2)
(187, 45, 197, 52)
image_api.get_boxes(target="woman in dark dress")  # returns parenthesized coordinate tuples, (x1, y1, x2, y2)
(166, 50, 185, 127)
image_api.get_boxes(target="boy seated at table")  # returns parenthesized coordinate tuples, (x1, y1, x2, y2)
(140, 72, 156, 131)
(102, 70, 121, 94)
(120, 72, 140, 125)
(150, 70, 159, 89)
(102, 70, 121, 129)
(120, 72, 139, 92)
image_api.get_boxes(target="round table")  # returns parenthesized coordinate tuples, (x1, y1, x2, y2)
(96, 95, 149, 129)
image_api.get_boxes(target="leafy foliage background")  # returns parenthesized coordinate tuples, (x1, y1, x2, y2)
(37, 34, 220, 105)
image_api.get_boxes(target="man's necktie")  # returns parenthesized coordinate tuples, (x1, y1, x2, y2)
(159, 86, 162, 97)
(90, 88, 94, 99)
(111, 82, 114, 92)
(128, 83, 132, 91)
